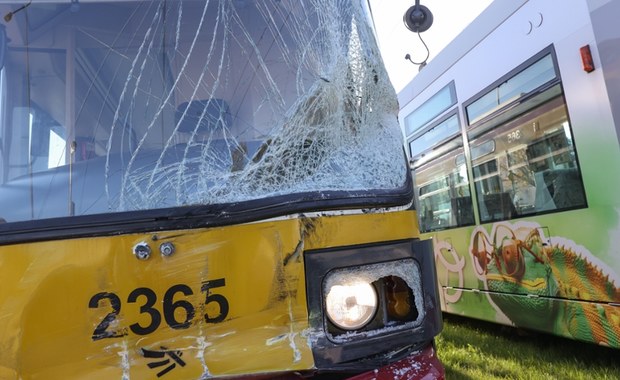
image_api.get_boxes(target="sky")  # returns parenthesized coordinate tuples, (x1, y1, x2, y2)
(369, 0, 493, 93)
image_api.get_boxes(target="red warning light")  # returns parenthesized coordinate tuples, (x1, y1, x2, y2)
(580, 45, 595, 73)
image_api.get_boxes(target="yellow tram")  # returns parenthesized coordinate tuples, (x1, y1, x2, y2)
(0, 1, 444, 378)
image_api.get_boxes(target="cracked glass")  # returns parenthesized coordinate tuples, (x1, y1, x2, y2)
(0, 0, 405, 223)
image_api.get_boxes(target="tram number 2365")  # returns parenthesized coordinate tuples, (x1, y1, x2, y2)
(88, 279, 229, 341)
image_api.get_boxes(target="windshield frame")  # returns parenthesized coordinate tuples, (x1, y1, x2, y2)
(0, 0, 410, 242)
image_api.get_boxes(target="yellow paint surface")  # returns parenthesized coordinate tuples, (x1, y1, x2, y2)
(0, 210, 417, 379)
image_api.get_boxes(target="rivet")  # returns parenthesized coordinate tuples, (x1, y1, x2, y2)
(134, 243, 151, 260)
(160, 242, 175, 257)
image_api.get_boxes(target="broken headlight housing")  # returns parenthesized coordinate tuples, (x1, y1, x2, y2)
(323, 260, 422, 337)
(305, 239, 441, 371)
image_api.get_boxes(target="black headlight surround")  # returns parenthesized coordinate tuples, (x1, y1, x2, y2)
(304, 238, 442, 371)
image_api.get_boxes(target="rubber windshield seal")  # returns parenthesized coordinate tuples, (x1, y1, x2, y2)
(0, 173, 413, 246)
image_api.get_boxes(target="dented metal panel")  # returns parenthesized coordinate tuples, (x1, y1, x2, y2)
(0, 210, 424, 378)
(1, 219, 307, 378)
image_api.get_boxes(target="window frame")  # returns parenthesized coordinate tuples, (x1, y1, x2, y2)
(463, 45, 561, 127)
(463, 45, 588, 224)
(407, 110, 461, 163)
(404, 81, 457, 137)
(408, 45, 589, 231)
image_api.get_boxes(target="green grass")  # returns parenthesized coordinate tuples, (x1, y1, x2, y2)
(436, 314, 620, 380)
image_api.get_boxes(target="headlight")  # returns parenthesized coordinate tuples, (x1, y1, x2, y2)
(322, 260, 423, 335)
(324, 275, 378, 330)
(305, 240, 440, 370)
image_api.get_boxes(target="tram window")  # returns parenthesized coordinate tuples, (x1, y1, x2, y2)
(404, 82, 456, 136)
(468, 87, 586, 222)
(466, 54, 556, 124)
(413, 140, 474, 233)
(472, 159, 498, 179)
(2, 104, 65, 181)
(409, 113, 460, 157)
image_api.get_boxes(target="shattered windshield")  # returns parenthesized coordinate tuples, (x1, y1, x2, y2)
(0, 0, 406, 224)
